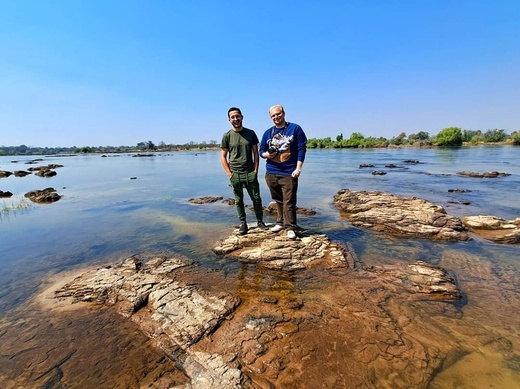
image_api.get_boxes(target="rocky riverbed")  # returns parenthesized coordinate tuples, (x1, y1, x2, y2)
(1, 190, 519, 388)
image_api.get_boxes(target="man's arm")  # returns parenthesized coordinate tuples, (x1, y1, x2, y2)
(252, 144, 259, 173)
(220, 148, 232, 178)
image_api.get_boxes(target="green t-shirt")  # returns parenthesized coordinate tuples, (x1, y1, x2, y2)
(221, 127, 259, 173)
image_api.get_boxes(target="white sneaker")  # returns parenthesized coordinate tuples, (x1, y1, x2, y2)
(271, 224, 284, 233)
(287, 230, 296, 239)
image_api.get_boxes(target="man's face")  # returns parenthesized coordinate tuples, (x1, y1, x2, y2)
(228, 110, 243, 129)
(269, 107, 285, 127)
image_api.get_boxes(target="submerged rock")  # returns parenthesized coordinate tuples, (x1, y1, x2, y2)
(457, 171, 511, 178)
(333, 189, 469, 241)
(188, 196, 223, 204)
(462, 215, 520, 244)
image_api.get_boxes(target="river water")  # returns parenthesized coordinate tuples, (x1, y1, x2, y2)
(0, 146, 519, 387)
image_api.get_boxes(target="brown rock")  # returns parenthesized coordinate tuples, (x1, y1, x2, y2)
(0, 170, 13, 178)
(24, 187, 62, 203)
(461, 215, 520, 244)
(333, 189, 469, 241)
(188, 196, 224, 204)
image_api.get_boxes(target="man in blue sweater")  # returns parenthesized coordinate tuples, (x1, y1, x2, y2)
(259, 105, 307, 239)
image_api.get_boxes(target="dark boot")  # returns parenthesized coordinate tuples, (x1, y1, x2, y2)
(239, 221, 248, 235)
(257, 220, 268, 229)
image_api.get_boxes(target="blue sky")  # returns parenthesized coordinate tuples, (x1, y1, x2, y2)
(1, 0, 519, 147)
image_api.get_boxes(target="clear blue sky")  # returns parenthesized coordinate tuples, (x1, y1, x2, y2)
(1, 0, 519, 147)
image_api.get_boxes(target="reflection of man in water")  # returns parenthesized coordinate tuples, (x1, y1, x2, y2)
(220, 107, 267, 236)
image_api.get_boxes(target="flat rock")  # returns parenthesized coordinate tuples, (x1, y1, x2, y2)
(53, 256, 243, 387)
(461, 215, 520, 244)
(333, 189, 469, 241)
(188, 196, 223, 204)
(457, 170, 511, 178)
(213, 227, 356, 270)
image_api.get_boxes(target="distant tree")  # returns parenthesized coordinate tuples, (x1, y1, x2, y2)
(390, 132, 406, 145)
(145, 141, 156, 150)
(462, 129, 479, 143)
(415, 131, 430, 141)
(336, 133, 343, 142)
(512, 131, 520, 145)
(434, 127, 463, 146)
(483, 129, 507, 143)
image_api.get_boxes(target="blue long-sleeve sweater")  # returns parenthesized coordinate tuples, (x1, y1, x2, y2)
(259, 122, 307, 176)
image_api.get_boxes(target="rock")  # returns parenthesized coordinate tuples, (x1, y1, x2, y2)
(24, 187, 62, 203)
(213, 227, 357, 271)
(0, 190, 13, 198)
(372, 170, 387, 175)
(333, 189, 469, 241)
(359, 163, 375, 168)
(0, 170, 13, 178)
(370, 260, 461, 300)
(188, 196, 224, 204)
(457, 171, 511, 178)
(404, 159, 419, 164)
(385, 164, 397, 168)
(53, 256, 243, 387)
(461, 215, 520, 244)
(448, 189, 472, 193)
(14, 170, 32, 177)
(35, 169, 57, 177)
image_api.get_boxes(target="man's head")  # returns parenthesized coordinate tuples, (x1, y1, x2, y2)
(228, 107, 243, 130)
(269, 105, 286, 128)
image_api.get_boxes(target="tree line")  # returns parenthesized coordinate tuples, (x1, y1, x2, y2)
(1, 128, 518, 156)
(307, 128, 520, 148)
(0, 140, 219, 156)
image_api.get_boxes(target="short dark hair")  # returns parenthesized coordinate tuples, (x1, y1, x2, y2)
(228, 107, 242, 118)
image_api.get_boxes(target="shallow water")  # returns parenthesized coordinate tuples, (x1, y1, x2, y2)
(1, 146, 519, 387)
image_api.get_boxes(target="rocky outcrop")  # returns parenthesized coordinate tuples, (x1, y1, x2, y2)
(461, 215, 520, 244)
(54, 256, 244, 388)
(24, 187, 62, 203)
(333, 189, 469, 241)
(14, 170, 32, 177)
(457, 171, 511, 178)
(0, 190, 13, 198)
(0, 170, 13, 178)
(188, 196, 223, 204)
(47, 249, 463, 389)
(26, 164, 63, 178)
(214, 227, 356, 271)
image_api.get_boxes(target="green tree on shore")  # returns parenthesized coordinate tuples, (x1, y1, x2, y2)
(434, 127, 463, 146)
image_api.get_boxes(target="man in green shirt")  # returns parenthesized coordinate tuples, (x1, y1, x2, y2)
(221, 107, 266, 235)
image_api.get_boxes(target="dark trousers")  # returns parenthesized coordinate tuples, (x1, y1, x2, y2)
(265, 173, 298, 229)
(230, 171, 263, 222)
